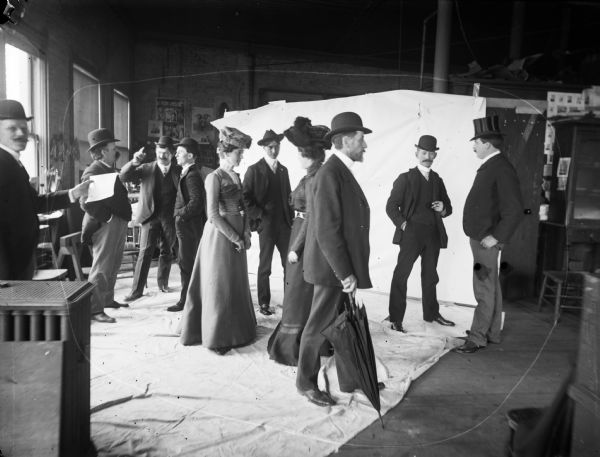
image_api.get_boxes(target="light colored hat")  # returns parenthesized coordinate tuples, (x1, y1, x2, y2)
(218, 126, 252, 150)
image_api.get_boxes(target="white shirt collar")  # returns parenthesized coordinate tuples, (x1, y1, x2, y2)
(158, 163, 171, 174)
(480, 150, 501, 166)
(264, 155, 278, 170)
(331, 149, 354, 172)
(182, 162, 194, 174)
(417, 164, 431, 175)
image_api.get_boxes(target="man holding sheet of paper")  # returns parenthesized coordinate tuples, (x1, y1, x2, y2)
(0, 99, 89, 280)
(80, 128, 132, 323)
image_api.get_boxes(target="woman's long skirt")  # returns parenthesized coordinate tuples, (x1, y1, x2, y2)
(180, 214, 256, 349)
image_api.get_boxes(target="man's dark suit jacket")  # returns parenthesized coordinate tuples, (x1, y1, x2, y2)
(385, 167, 452, 248)
(463, 153, 523, 243)
(0, 147, 73, 279)
(80, 160, 132, 243)
(303, 154, 372, 289)
(120, 160, 181, 225)
(174, 164, 212, 222)
(242, 158, 293, 232)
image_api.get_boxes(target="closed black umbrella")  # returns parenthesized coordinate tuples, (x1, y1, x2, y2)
(321, 293, 383, 427)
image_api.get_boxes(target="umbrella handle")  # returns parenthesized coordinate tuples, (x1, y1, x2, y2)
(346, 291, 357, 315)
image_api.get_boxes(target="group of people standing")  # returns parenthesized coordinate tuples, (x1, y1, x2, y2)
(1, 96, 523, 407)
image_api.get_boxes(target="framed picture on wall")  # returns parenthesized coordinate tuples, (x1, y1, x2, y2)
(147, 120, 163, 138)
(156, 98, 185, 140)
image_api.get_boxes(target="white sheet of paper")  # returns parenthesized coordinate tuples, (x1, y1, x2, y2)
(86, 172, 117, 202)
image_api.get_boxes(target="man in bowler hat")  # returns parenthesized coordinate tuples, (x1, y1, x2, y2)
(0, 99, 89, 279)
(455, 115, 523, 353)
(121, 136, 181, 302)
(242, 129, 293, 315)
(297, 112, 372, 406)
(386, 135, 455, 332)
(81, 128, 132, 323)
(167, 137, 212, 312)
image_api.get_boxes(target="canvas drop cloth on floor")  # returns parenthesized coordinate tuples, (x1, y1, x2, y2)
(90, 263, 473, 456)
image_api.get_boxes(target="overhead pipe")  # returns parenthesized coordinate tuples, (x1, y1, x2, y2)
(509, 1, 525, 61)
(432, 0, 453, 93)
(419, 11, 437, 91)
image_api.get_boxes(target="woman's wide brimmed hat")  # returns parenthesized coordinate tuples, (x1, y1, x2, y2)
(218, 126, 252, 150)
(471, 115, 504, 141)
(284, 116, 331, 150)
(415, 135, 439, 152)
(87, 128, 118, 152)
(257, 129, 284, 146)
(0, 99, 33, 120)
(324, 111, 372, 141)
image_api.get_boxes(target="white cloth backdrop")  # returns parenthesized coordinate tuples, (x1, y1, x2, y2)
(212, 90, 486, 305)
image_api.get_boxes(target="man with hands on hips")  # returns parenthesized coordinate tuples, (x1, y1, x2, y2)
(455, 115, 523, 354)
(386, 134, 454, 333)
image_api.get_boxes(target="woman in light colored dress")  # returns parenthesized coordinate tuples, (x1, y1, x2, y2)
(180, 127, 256, 354)
(267, 117, 331, 365)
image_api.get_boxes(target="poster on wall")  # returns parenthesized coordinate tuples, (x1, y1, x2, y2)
(147, 120, 163, 138)
(156, 98, 185, 140)
(191, 107, 218, 145)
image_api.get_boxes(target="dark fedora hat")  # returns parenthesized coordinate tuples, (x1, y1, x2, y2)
(257, 129, 285, 146)
(0, 99, 33, 120)
(87, 128, 118, 152)
(415, 135, 439, 152)
(155, 136, 175, 148)
(174, 137, 199, 154)
(324, 111, 372, 141)
(471, 115, 504, 141)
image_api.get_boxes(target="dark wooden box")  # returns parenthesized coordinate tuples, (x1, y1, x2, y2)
(0, 281, 95, 457)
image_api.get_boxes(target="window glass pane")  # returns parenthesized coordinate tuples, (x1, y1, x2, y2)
(113, 91, 129, 147)
(73, 67, 99, 179)
(4, 44, 35, 177)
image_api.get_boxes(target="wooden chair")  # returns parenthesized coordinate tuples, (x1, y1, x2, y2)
(56, 231, 90, 281)
(537, 270, 584, 324)
(121, 222, 141, 273)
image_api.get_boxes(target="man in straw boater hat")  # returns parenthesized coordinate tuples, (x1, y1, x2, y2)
(386, 134, 455, 334)
(0, 99, 89, 279)
(242, 129, 293, 316)
(454, 115, 523, 354)
(296, 112, 372, 407)
(120, 135, 181, 302)
(80, 128, 132, 323)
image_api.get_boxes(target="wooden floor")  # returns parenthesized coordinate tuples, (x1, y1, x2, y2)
(335, 299, 580, 457)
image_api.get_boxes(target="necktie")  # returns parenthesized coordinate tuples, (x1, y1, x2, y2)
(272, 161, 278, 173)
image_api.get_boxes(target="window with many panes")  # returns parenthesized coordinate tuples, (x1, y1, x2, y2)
(113, 89, 130, 168)
(72, 65, 100, 181)
(1, 35, 47, 187)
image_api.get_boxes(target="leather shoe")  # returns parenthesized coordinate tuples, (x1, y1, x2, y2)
(167, 303, 184, 312)
(211, 347, 231, 355)
(453, 340, 484, 354)
(298, 388, 336, 407)
(159, 286, 169, 293)
(432, 315, 455, 326)
(91, 312, 116, 323)
(390, 321, 406, 333)
(124, 292, 143, 302)
(259, 304, 273, 316)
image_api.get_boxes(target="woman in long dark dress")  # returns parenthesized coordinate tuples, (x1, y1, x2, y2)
(180, 127, 256, 354)
(267, 117, 331, 365)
